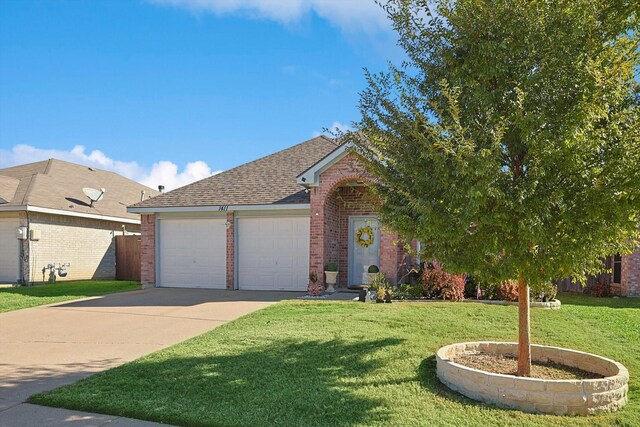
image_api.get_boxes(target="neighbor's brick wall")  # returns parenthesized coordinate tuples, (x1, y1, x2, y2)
(140, 214, 156, 287)
(26, 212, 140, 283)
(621, 247, 640, 297)
(226, 211, 235, 290)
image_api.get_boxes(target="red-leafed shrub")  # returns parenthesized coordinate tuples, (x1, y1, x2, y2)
(496, 280, 519, 302)
(422, 260, 466, 301)
(589, 281, 612, 298)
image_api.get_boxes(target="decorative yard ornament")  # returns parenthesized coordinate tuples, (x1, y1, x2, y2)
(354, 0, 640, 376)
(356, 226, 375, 248)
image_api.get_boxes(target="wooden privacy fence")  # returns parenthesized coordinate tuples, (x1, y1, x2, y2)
(115, 235, 141, 281)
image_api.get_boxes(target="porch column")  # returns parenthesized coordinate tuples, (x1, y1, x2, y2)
(226, 211, 235, 290)
(379, 228, 400, 284)
(309, 187, 325, 289)
(140, 214, 156, 288)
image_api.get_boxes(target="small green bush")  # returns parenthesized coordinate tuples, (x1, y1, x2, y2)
(324, 263, 338, 272)
(531, 282, 558, 302)
(394, 283, 422, 300)
(367, 265, 380, 273)
(369, 273, 393, 302)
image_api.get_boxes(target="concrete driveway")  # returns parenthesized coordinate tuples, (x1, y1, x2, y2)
(0, 288, 299, 425)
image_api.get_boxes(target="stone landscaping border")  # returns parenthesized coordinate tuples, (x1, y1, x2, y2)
(436, 341, 629, 416)
(462, 299, 561, 309)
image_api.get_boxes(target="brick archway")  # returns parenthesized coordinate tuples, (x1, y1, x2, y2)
(307, 153, 402, 291)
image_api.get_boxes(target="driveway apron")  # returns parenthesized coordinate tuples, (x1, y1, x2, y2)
(0, 288, 298, 425)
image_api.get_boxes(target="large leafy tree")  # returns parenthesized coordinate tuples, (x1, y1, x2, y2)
(355, 0, 640, 375)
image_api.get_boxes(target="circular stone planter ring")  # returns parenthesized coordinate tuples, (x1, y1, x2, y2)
(436, 342, 629, 416)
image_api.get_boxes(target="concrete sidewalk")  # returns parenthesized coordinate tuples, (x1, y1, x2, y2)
(0, 288, 299, 426)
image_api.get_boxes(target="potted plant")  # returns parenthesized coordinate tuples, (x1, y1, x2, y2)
(324, 263, 338, 293)
(364, 265, 379, 284)
(308, 271, 324, 296)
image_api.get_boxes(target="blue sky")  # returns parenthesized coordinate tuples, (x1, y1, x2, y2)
(0, 0, 399, 190)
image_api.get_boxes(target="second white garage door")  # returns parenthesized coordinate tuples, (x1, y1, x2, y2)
(237, 216, 309, 291)
(158, 218, 226, 288)
(0, 218, 19, 283)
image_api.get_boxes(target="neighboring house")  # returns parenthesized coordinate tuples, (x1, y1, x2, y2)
(128, 136, 640, 297)
(0, 159, 159, 283)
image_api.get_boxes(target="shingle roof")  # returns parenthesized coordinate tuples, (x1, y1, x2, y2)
(0, 159, 159, 221)
(131, 136, 340, 209)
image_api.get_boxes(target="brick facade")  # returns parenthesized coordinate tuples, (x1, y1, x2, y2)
(621, 248, 640, 297)
(140, 214, 156, 287)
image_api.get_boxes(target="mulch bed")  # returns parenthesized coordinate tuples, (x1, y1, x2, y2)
(453, 353, 604, 380)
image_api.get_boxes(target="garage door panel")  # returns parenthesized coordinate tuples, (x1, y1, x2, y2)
(0, 218, 19, 282)
(159, 219, 226, 289)
(238, 217, 309, 291)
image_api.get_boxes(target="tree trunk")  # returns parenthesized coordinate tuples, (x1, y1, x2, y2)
(517, 274, 531, 376)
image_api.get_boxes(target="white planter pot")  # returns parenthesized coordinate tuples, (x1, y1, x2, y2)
(324, 271, 338, 293)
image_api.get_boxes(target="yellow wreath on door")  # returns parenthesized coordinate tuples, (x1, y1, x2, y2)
(356, 226, 374, 248)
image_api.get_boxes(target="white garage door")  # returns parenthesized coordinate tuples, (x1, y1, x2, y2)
(158, 218, 226, 288)
(0, 218, 19, 283)
(238, 216, 309, 291)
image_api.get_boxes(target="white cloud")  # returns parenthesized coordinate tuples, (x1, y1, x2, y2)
(0, 144, 220, 191)
(313, 120, 353, 137)
(148, 0, 390, 33)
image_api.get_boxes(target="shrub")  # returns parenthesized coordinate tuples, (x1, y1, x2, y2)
(394, 283, 422, 300)
(441, 274, 466, 301)
(370, 273, 392, 302)
(367, 265, 380, 273)
(530, 282, 557, 302)
(464, 276, 484, 299)
(421, 260, 466, 301)
(324, 263, 338, 272)
(589, 281, 612, 298)
(405, 263, 424, 285)
(496, 280, 519, 302)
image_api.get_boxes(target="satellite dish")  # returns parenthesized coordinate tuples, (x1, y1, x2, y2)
(82, 187, 105, 207)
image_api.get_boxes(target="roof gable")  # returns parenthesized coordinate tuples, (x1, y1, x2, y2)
(297, 142, 352, 187)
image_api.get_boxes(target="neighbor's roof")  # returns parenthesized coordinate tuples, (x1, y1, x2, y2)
(0, 159, 159, 221)
(130, 136, 340, 209)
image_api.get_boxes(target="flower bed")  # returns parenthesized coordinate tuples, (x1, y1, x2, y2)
(436, 341, 629, 415)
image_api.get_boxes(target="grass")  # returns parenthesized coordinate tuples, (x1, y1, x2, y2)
(32, 292, 639, 427)
(0, 280, 141, 313)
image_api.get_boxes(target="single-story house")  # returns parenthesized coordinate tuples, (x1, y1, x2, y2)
(128, 136, 640, 297)
(0, 159, 159, 283)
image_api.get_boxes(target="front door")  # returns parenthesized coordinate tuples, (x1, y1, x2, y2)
(348, 216, 381, 287)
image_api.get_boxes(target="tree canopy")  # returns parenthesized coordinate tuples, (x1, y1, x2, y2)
(355, 0, 640, 287)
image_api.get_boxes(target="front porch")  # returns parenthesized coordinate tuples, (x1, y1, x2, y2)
(307, 154, 408, 291)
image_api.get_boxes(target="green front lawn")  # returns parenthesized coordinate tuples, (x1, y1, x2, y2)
(0, 280, 141, 313)
(32, 293, 639, 426)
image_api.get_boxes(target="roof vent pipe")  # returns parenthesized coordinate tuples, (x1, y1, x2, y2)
(140, 190, 145, 201)
(158, 185, 165, 193)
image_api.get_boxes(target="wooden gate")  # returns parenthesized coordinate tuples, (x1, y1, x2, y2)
(115, 235, 141, 281)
